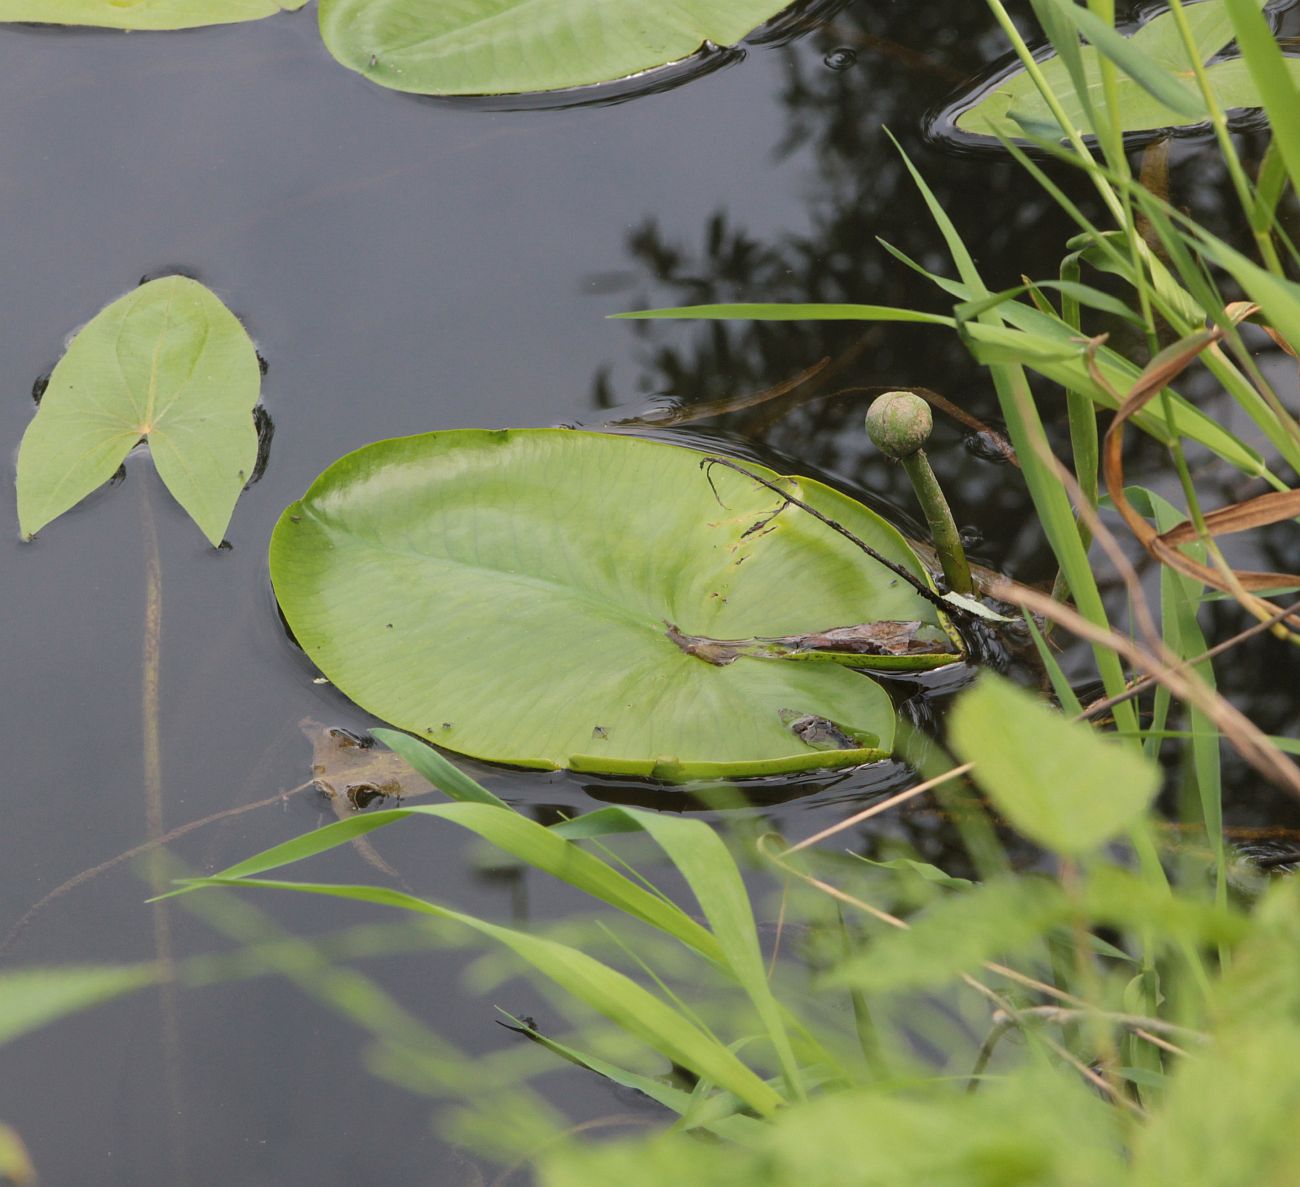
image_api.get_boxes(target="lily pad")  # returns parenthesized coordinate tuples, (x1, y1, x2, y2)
(942, 0, 1297, 143)
(16, 276, 262, 546)
(316, 0, 794, 96)
(270, 429, 962, 778)
(0, 0, 307, 29)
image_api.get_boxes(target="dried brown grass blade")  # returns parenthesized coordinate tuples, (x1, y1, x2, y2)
(1225, 300, 1298, 358)
(1097, 330, 1300, 597)
(1159, 488, 1300, 546)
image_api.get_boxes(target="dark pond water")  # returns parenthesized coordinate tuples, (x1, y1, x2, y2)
(2, 2, 1298, 1182)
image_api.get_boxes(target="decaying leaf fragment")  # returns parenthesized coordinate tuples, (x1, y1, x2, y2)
(304, 717, 435, 810)
(665, 620, 960, 669)
(1095, 323, 1300, 620)
(778, 709, 880, 752)
(302, 718, 438, 881)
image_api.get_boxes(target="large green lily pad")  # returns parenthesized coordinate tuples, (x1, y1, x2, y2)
(270, 430, 962, 779)
(16, 276, 261, 546)
(0, 0, 307, 29)
(950, 0, 1297, 141)
(317, 0, 792, 96)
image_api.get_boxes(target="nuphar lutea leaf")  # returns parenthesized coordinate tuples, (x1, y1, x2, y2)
(0, 0, 307, 29)
(317, 0, 796, 96)
(270, 429, 964, 779)
(940, 0, 1298, 145)
(16, 276, 262, 546)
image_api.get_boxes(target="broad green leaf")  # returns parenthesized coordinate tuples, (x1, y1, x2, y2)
(1048, 0, 1206, 117)
(540, 1070, 1125, 1187)
(1224, 0, 1300, 190)
(952, 1, 1296, 139)
(948, 673, 1162, 854)
(0, 965, 156, 1047)
(16, 277, 261, 546)
(270, 429, 961, 778)
(317, 0, 791, 96)
(0, 0, 307, 29)
(1132, 1024, 1300, 1187)
(825, 876, 1069, 993)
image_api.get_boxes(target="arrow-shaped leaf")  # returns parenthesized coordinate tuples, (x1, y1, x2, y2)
(17, 276, 261, 547)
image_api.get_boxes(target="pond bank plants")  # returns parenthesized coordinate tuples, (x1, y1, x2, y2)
(172, 0, 1300, 1179)
(10, 0, 1300, 1182)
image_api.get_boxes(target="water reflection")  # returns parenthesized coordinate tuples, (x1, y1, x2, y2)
(585, 0, 1300, 826)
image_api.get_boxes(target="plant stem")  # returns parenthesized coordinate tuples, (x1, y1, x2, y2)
(865, 392, 973, 596)
(899, 450, 973, 596)
(138, 466, 190, 1187)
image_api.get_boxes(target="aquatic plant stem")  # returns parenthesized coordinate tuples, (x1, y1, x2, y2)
(899, 451, 972, 596)
(865, 392, 973, 596)
(138, 467, 190, 1187)
(0, 781, 315, 957)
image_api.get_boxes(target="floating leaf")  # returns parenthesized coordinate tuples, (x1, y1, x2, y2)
(270, 429, 962, 778)
(16, 277, 261, 547)
(0, 0, 307, 29)
(316, 0, 793, 96)
(943, 0, 1298, 142)
(948, 672, 1161, 854)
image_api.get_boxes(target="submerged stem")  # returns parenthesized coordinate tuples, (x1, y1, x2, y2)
(137, 467, 190, 1186)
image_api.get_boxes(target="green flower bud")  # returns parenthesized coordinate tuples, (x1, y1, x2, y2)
(865, 391, 932, 459)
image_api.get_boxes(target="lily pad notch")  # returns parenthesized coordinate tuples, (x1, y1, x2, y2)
(269, 429, 964, 780)
(16, 276, 263, 547)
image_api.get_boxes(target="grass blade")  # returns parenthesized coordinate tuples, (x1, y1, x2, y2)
(557, 806, 805, 1099)
(610, 303, 954, 325)
(371, 728, 508, 808)
(180, 875, 787, 1116)
(161, 803, 726, 962)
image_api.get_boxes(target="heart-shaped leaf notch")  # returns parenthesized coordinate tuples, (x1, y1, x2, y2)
(16, 276, 262, 547)
(270, 429, 963, 780)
